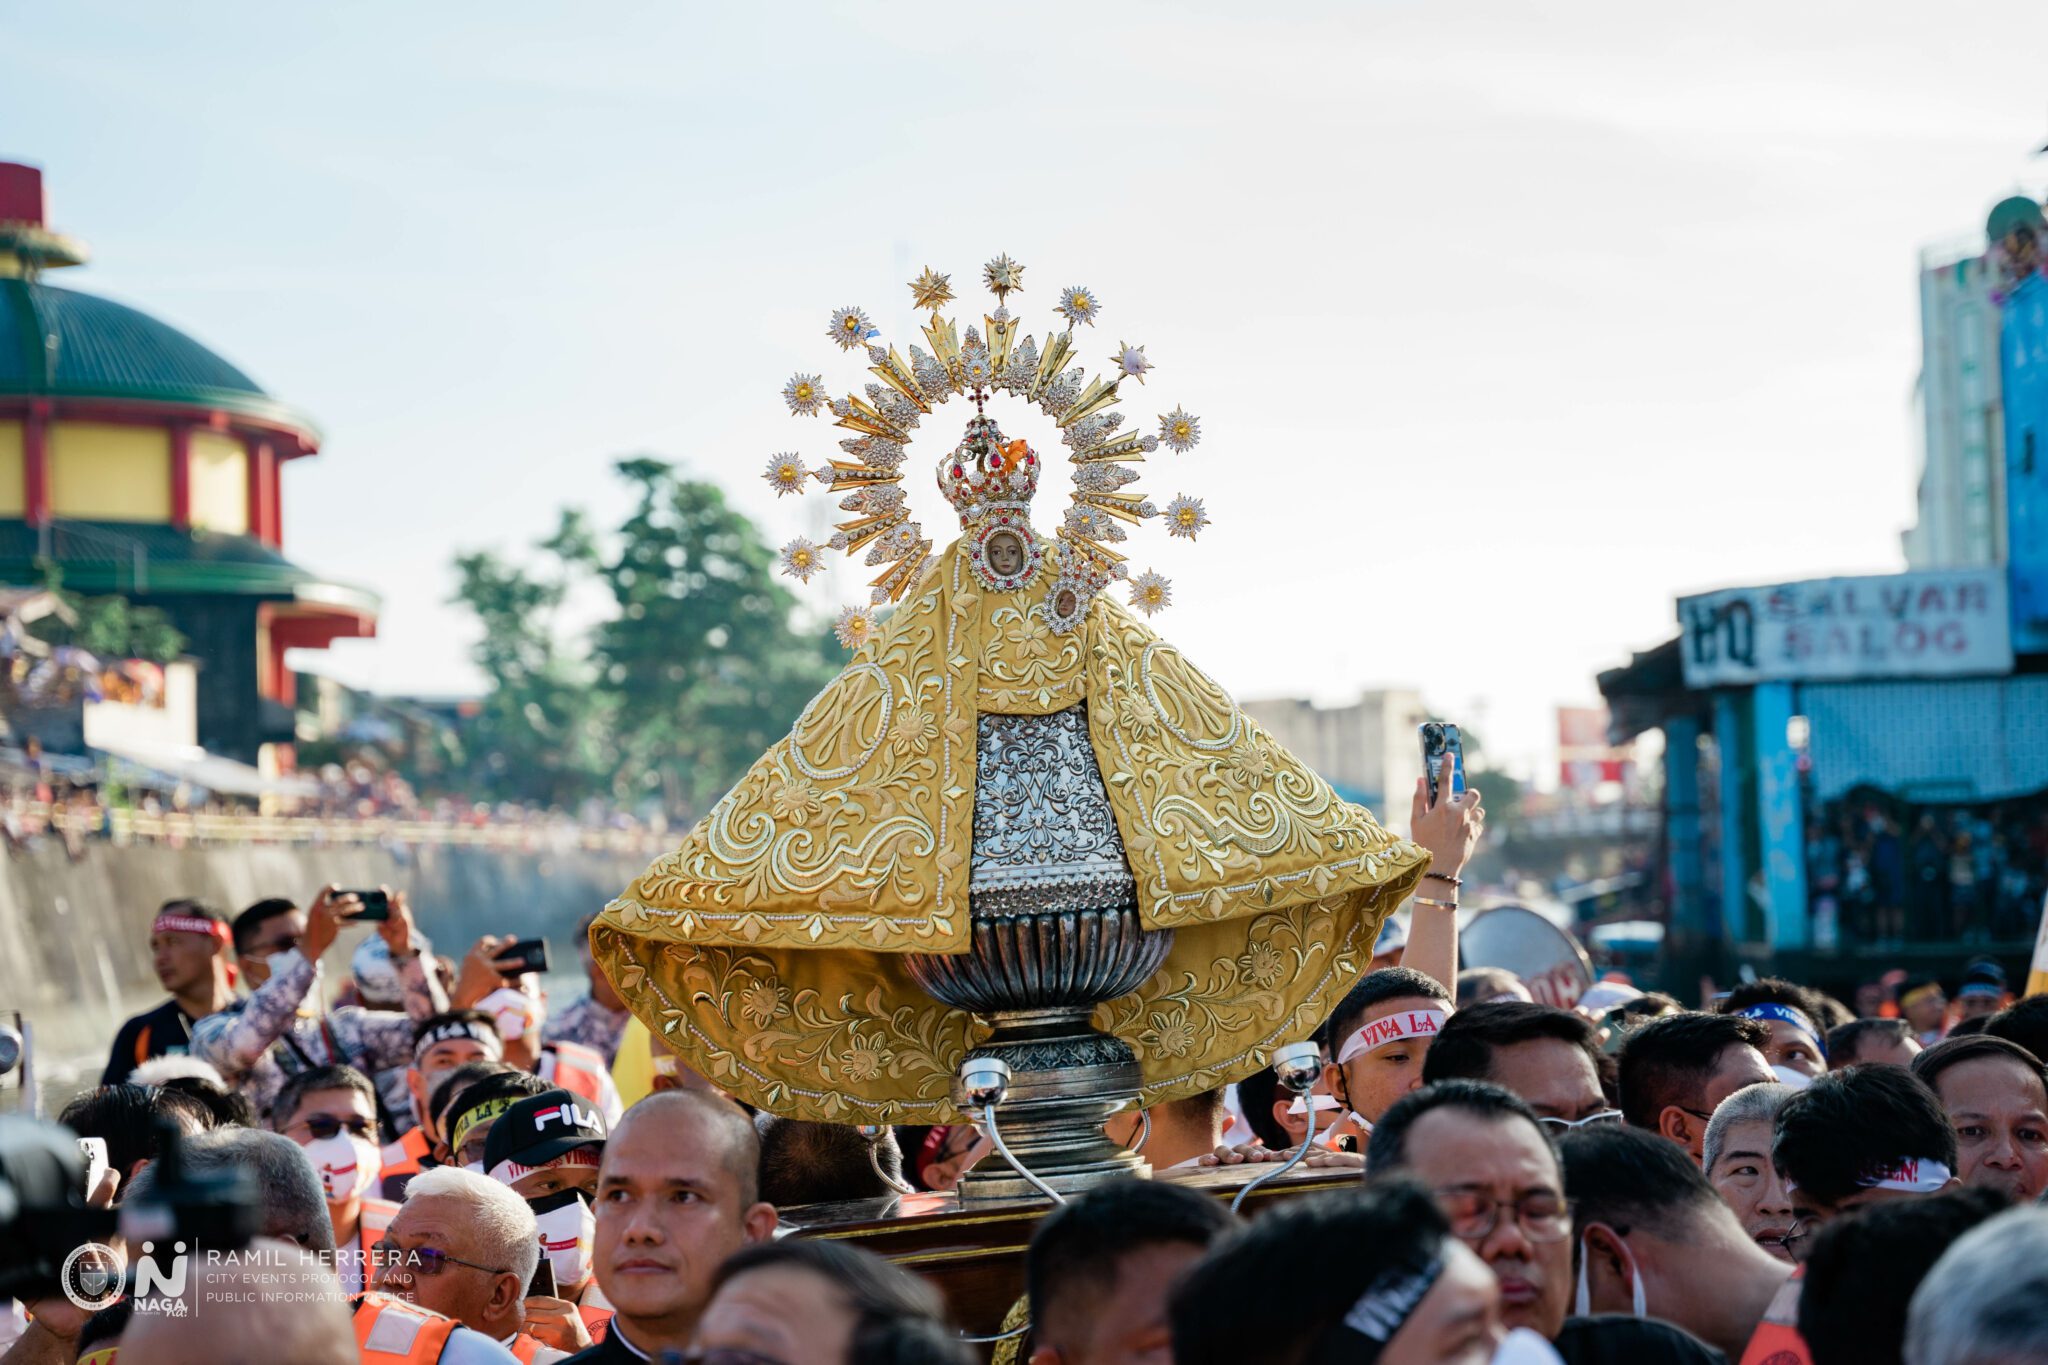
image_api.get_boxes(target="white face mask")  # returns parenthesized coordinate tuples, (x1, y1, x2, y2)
(1493, 1326, 1566, 1365)
(1770, 1063, 1815, 1090)
(532, 1195, 597, 1291)
(478, 986, 537, 1041)
(302, 1132, 381, 1203)
(263, 950, 298, 983)
(1574, 1227, 1647, 1318)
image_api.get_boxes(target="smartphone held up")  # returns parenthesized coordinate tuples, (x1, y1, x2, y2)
(495, 938, 550, 978)
(1419, 722, 1466, 806)
(338, 889, 391, 922)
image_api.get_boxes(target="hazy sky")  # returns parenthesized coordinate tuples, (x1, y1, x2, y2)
(8, 2, 2048, 778)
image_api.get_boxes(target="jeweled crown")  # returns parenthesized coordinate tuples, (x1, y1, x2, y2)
(938, 416, 1039, 525)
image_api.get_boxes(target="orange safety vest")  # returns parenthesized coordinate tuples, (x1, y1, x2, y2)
(578, 1300, 613, 1342)
(383, 1125, 431, 1175)
(355, 1292, 460, 1364)
(1739, 1267, 1814, 1365)
(351, 1196, 402, 1292)
(381, 1126, 433, 1199)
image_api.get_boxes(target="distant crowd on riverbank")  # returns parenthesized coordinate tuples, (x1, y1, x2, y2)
(0, 783, 669, 859)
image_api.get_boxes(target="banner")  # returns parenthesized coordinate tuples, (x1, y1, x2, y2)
(1678, 568, 2012, 688)
(1557, 706, 1631, 789)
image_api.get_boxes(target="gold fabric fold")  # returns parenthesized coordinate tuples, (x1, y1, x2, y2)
(593, 538, 1428, 1122)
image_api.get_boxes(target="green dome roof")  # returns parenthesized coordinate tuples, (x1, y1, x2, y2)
(0, 277, 315, 435)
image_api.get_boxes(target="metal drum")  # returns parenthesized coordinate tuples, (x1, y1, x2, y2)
(1461, 905, 1594, 1009)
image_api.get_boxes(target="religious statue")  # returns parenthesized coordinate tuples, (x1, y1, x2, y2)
(592, 256, 1430, 1194)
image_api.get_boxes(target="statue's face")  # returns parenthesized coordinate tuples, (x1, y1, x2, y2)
(987, 531, 1025, 578)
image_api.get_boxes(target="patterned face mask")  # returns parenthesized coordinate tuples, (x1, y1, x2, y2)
(529, 1188, 597, 1291)
(302, 1131, 381, 1202)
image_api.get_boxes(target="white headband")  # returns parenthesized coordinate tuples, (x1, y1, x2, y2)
(1337, 1009, 1448, 1065)
(1859, 1158, 1952, 1193)
(487, 1144, 602, 1187)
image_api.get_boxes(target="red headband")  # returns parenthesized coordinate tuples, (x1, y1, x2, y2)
(154, 914, 231, 945)
(154, 914, 237, 987)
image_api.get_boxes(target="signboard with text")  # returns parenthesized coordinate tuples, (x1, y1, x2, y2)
(1678, 568, 2012, 688)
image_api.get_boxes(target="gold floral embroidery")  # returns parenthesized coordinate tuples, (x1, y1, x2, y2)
(978, 595, 1085, 712)
(1237, 940, 1288, 991)
(889, 704, 938, 756)
(1142, 1006, 1200, 1059)
(768, 779, 822, 825)
(738, 980, 789, 1027)
(840, 1038, 890, 1083)
(1114, 685, 1161, 743)
(1224, 738, 1277, 789)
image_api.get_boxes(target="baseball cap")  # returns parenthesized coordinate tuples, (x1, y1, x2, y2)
(483, 1087, 607, 1185)
(1959, 957, 2008, 1000)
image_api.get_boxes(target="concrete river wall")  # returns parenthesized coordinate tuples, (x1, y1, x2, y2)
(0, 837, 656, 1111)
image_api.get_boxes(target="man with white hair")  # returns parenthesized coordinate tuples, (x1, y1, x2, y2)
(367, 1165, 565, 1362)
(1702, 1082, 1800, 1262)
(1904, 1205, 2048, 1365)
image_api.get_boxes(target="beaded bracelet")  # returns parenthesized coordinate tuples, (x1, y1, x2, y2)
(1412, 895, 1459, 911)
(1423, 871, 1463, 888)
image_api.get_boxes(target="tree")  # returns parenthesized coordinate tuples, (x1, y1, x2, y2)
(449, 512, 614, 808)
(447, 458, 835, 815)
(588, 459, 834, 813)
(28, 564, 186, 662)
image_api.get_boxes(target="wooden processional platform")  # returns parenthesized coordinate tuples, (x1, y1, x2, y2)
(784, 1164, 1356, 1360)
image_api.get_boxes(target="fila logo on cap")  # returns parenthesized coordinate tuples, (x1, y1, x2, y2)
(534, 1101, 600, 1133)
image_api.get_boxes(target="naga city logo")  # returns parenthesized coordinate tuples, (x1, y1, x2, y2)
(62, 1239, 191, 1315)
(533, 1100, 600, 1133)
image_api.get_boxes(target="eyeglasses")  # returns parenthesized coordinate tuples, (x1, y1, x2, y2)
(1433, 1188, 1573, 1244)
(370, 1240, 508, 1278)
(299, 1114, 375, 1141)
(1779, 1216, 1822, 1253)
(250, 932, 302, 956)
(1539, 1109, 1623, 1133)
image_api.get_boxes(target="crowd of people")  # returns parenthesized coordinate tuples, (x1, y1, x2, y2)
(6, 863, 2048, 1364)
(1808, 790, 2048, 945)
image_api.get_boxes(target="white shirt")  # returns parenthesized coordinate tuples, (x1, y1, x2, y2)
(439, 1326, 521, 1363)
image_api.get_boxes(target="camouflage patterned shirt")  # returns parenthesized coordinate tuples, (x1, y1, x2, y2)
(190, 948, 437, 1124)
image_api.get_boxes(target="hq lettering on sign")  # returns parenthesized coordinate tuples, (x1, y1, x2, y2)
(1678, 568, 2013, 687)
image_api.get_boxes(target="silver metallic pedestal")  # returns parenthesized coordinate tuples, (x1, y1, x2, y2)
(904, 705, 1173, 1201)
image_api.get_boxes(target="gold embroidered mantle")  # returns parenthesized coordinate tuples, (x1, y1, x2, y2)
(592, 538, 1428, 1122)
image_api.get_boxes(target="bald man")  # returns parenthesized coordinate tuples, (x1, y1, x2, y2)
(118, 1238, 356, 1365)
(563, 1091, 778, 1363)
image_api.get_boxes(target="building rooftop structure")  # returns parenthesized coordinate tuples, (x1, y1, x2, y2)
(0, 159, 374, 764)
